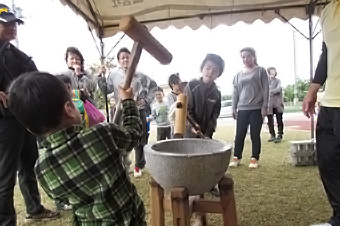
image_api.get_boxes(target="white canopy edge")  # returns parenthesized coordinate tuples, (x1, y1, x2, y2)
(59, 0, 327, 38)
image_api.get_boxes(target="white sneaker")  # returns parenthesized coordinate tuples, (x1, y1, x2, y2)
(229, 157, 241, 168)
(249, 157, 259, 169)
(60, 204, 72, 211)
(310, 223, 332, 226)
(134, 168, 142, 178)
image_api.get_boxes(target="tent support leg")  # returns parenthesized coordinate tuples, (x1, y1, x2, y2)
(276, 1, 320, 140)
(307, 4, 315, 140)
(100, 39, 110, 123)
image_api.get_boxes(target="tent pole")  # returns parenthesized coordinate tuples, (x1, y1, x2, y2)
(276, 1, 320, 140)
(308, 3, 315, 140)
(100, 38, 110, 123)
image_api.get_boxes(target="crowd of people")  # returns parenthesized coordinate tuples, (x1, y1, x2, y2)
(0, 1, 339, 225)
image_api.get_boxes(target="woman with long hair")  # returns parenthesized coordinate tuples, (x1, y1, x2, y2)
(229, 47, 269, 169)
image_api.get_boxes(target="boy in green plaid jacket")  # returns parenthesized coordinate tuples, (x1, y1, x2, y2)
(8, 72, 146, 225)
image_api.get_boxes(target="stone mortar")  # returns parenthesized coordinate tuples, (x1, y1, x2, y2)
(144, 138, 232, 195)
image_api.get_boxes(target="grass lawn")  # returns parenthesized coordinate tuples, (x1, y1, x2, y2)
(284, 103, 303, 113)
(15, 126, 330, 226)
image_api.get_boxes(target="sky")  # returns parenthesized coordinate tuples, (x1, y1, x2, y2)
(4, 0, 323, 95)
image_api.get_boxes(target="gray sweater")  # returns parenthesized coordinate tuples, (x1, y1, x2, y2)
(232, 66, 269, 111)
(268, 77, 284, 114)
(166, 92, 178, 106)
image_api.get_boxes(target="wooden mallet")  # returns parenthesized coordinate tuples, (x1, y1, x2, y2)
(113, 15, 172, 124)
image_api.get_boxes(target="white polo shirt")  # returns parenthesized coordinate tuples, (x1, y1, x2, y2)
(321, 0, 340, 107)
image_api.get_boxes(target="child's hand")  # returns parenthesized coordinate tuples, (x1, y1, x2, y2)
(118, 86, 134, 100)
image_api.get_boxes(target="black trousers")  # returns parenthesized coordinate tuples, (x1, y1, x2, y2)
(234, 109, 263, 160)
(267, 108, 284, 135)
(0, 118, 44, 226)
(316, 107, 340, 226)
(135, 109, 147, 169)
(156, 126, 171, 141)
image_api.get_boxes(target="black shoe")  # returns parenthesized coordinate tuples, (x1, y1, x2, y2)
(25, 208, 60, 223)
(268, 135, 276, 142)
(274, 135, 282, 143)
(209, 187, 220, 197)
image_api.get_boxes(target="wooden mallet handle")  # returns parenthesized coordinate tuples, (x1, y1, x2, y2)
(120, 15, 172, 65)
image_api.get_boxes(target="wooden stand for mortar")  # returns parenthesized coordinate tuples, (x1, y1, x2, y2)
(149, 94, 238, 225)
(149, 175, 237, 226)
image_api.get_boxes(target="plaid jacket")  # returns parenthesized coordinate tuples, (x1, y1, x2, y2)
(35, 99, 146, 226)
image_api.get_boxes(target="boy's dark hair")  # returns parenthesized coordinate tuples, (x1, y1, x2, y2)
(117, 47, 131, 60)
(56, 74, 72, 85)
(65, 47, 85, 67)
(179, 82, 188, 93)
(200, 54, 225, 77)
(157, 86, 164, 93)
(168, 73, 180, 90)
(8, 72, 72, 135)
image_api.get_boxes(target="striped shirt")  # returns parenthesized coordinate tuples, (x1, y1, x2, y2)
(35, 99, 146, 225)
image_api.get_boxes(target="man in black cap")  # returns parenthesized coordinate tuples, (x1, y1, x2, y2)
(0, 4, 59, 225)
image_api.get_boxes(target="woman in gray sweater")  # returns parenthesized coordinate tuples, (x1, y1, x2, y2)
(229, 47, 269, 169)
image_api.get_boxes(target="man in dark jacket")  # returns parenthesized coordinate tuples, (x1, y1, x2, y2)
(0, 4, 59, 225)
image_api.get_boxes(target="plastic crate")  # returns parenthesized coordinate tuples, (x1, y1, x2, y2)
(290, 139, 317, 166)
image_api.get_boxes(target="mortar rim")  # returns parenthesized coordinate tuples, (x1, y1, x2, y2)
(144, 138, 232, 157)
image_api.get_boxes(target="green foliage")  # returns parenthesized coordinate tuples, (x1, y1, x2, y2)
(87, 57, 116, 75)
(283, 79, 310, 102)
(221, 94, 232, 100)
(94, 89, 108, 110)
(88, 57, 116, 110)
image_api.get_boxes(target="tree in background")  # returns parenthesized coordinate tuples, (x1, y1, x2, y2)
(283, 78, 309, 102)
(221, 95, 232, 100)
(87, 57, 116, 109)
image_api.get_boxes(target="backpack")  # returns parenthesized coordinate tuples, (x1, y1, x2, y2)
(83, 100, 106, 127)
(72, 90, 89, 128)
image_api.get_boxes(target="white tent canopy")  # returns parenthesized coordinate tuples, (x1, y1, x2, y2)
(59, 0, 327, 38)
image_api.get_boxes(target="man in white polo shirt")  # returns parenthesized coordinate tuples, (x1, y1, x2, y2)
(303, 1, 340, 226)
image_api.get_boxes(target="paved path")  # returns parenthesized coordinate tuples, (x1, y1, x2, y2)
(149, 112, 315, 132)
(216, 112, 316, 132)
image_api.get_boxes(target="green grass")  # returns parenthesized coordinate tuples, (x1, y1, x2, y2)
(284, 104, 302, 113)
(284, 103, 303, 113)
(15, 126, 330, 226)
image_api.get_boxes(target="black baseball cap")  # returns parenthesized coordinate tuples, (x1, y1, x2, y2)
(0, 4, 23, 24)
